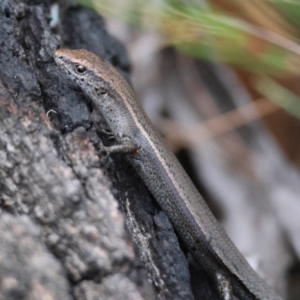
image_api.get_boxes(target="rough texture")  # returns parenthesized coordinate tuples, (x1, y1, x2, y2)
(0, 212, 71, 300)
(74, 275, 144, 300)
(0, 1, 199, 300)
(0, 92, 137, 296)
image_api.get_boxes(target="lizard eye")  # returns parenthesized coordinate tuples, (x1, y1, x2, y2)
(75, 64, 86, 74)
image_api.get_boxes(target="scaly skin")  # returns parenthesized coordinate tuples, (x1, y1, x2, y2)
(54, 48, 283, 300)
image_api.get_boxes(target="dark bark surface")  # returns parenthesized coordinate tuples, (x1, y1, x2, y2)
(0, 1, 209, 299)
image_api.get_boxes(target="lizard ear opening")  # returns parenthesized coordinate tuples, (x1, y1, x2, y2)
(75, 64, 86, 74)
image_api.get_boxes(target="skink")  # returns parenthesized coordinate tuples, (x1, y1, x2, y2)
(54, 48, 282, 300)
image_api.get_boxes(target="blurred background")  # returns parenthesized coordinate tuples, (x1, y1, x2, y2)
(72, 1, 300, 298)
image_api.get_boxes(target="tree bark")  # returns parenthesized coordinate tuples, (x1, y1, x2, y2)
(0, 1, 208, 299)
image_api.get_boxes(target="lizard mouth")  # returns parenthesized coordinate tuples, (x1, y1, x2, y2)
(53, 55, 63, 66)
(54, 55, 70, 76)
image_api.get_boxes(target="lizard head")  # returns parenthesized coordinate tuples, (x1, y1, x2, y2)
(54, 49, 113, 96)
(54, 48, 134, 104)
(54, 48, 136, 135)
